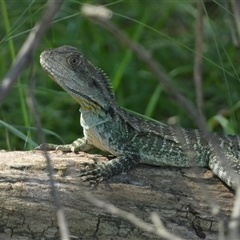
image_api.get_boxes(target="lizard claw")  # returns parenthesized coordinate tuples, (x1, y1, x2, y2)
(55, 145, 76, 152)
(35, 138, 95, 153)
(80, 173, 105, 182)
(35, 143, 56, 150)
(35, 143, 79, 152)
(79, 158, 109, 181)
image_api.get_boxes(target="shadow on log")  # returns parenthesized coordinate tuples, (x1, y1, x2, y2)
(0, 150, 234, 239)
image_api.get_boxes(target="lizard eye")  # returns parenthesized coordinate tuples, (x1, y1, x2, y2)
(68, 56, 80, 66)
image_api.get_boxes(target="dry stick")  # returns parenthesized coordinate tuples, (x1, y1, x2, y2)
(229, 185, 240, 240)
(85, 194, 184, 240)
(28, 64, 70, 239)
(0, 0, 63, 102)
(194, 1, 204, 120)
(224, 1, 239, 47)
(192, 1, 223, 228)
(228, 2, 240, 239)
(0, 0, 70, 239)
(81, 5, 240, 185)
(82, 6, 205, 132)
(231, 0, 240, 44)
(82, 5, 240, 238)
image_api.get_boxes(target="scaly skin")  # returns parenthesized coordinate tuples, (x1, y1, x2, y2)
(36, 45, 240, 189)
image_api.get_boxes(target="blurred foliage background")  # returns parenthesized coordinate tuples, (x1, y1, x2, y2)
(1, 0, 240, 150)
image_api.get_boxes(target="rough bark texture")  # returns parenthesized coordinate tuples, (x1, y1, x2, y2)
(0, 150, 234, 240)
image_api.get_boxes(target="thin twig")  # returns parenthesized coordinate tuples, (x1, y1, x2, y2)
(229, 185, 240, 239)
(2, 0, 70, 238)
(28, 64, 70, 239)
(0, 0, 63, 102)
(224, 1, 239, 47)
(85, 193, 183, 240)
(81, 4, 240, 186)
(81, 4, 204, 131)
(194, 1, 205, 120)
(81, 5, 240, 239)
(231, 0, 240, 44)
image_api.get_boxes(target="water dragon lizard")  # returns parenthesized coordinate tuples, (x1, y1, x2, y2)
(36, 45, 240, 190)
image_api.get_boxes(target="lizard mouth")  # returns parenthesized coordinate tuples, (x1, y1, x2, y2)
(64, 85, 99, 106)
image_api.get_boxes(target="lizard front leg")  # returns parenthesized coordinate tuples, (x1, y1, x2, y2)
(35, 137, 95, 152)
(79, 153, 140, 182)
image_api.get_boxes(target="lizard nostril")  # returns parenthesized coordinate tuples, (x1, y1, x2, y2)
(88, 78, 96, 88)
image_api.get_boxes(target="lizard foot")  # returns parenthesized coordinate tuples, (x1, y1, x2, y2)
(35, 138, 95, 153)
(35, 143, 59, 151)
(79, 158, 110, 182)
(35, 143, 77, 152)
(79, 154, 140, 182)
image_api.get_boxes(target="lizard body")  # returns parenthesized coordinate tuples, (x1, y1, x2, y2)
(37, 45, 240, 189)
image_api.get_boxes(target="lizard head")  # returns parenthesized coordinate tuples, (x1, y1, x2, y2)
(40, 45, 116, 112)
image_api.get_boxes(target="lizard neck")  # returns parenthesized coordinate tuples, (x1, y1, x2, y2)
(72, 95, 101, 113)
(80, 105, 114, 129)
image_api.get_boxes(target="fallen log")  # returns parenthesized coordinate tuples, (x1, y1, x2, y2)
(0, 150, 234, 239)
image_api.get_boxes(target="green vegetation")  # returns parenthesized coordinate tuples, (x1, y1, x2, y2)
(1, 0, 240, 150)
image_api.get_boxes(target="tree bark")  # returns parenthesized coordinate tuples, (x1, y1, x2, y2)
(0, 150, 234, 239)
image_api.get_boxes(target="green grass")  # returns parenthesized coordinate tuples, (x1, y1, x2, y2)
(1, 0, 33, 149)
(1, 0, 240, 150)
